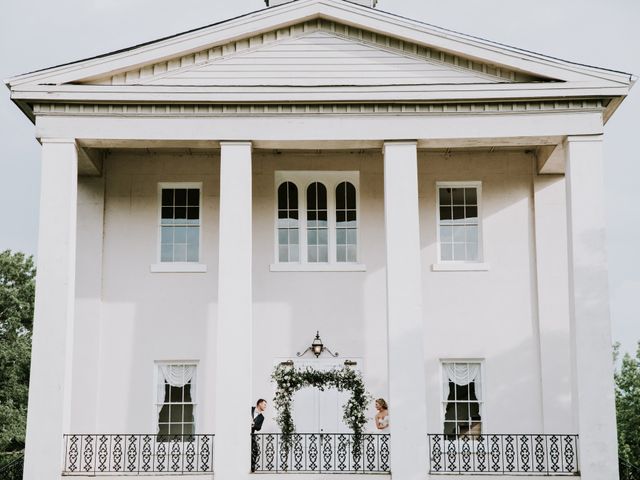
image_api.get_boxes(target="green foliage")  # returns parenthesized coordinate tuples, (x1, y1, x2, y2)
(615, 342, 640, 479)
(272, 364, 371, 450)
(0, 250, 35, 457)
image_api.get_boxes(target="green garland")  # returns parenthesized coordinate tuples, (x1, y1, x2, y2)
(272, 364, 371, 449)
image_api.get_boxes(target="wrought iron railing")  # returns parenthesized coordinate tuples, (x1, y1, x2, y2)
(62, 434, 214, 475)
(0, 453, 24, 480)
(252, 433, 390, 474)
(428, 434, 579, 475)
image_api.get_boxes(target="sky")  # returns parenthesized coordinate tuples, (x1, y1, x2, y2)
(0, 0, 638, 355)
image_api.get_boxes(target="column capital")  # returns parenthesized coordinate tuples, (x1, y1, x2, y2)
(219, 140, 253, 147)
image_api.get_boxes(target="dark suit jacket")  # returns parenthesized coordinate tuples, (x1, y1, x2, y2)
(252, 407, 265, 433)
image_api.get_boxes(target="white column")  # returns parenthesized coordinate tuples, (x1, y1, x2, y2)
(23, 139, 78, 480)
(383, 141, 428, 480)
(215, 142, 253, 479)
(533, 174, 573, 432)
(565, 134, 619, 479)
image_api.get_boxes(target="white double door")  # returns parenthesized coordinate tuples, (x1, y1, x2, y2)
(289, 359, 360, 434)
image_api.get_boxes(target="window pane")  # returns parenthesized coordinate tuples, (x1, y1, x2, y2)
(161, 226, 173, 245)
(290, 229, 299, 245)
(346, 183, 356, 209)
(174, 244, 187, 262)
(187, 207, 199, 221)
(187, 245, 199, 263)
(174, 189, 187, 206)
(279, 229, 288, 245)
(187, 227, 199, 246)
(318, 229, 328, 246)
(440, 206, 452, 221)
(174, 207, 187, 220)
(289, 246, 299, 262)
(318, 246, 328, 262)
(453, 243, 466, 260)
(439, 188, 452, 206)
(170, 404, 184, 422)
(169, 386, 182, 403)
(308, 230, 318, 246)
(161, 207, 173, 221)
(346, 229, 357, 245)
(466, 206, 478, 221)
(347, 245, 357, 262)
(466, 242, 478, 261)
(452, 206, 465, 221)
(453, 226, 465, 242)
(174, 227, 187, 244)
(279, 246, 289, 262)
(308, 248, 318, 263)
(278, 183, 288, 209)
(162, 189, 174, 206)
(465, 188, 477, 205)
(336, 182, 346, 210)
(187, 189, 199, 207)
(466, 225, 478, 245)
(337, 245, 346, 262)
(336, 211, 346, 223)
(183, 404, 194, 424)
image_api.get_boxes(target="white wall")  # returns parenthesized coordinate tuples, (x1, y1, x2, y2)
(69, 148, 573, 436)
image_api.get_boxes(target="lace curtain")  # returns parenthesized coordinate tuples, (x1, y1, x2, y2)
(443, 363, 482, 401)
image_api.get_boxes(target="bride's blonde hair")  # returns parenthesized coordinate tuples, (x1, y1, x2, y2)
(375, 398, 388, 410)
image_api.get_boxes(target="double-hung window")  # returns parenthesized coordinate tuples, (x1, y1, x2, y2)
(436, 182, 482, 263)
(159, 183, 202, 263)
(442, 361, 483, 436)
(274, 172, 360, 269)
(156, 363, 197, 436)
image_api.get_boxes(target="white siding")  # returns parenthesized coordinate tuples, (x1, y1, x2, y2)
(145, 32, 504, 87)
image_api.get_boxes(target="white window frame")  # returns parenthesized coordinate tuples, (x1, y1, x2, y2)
(433, 181, 489, 272)
(439, 359, 486, 435)
(270, 171, 366, 272)
(154, 361, 199, 435)
(151, 182, 207, 273)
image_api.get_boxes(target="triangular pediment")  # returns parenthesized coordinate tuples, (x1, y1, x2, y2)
(82, 20, 542, 87)
(6, 0, 633, 119)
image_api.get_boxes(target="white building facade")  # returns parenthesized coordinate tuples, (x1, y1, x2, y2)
(6, 1, 635, 479)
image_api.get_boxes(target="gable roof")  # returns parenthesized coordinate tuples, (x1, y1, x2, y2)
(6, 0, 635, 119)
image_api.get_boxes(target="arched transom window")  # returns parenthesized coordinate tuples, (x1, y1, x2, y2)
(274, 172, 359, 268)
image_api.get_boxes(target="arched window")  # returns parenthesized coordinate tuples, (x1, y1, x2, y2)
(277, 182, 299, 262)
(335, 182, 357, 262)
(307, 182, 328, 263)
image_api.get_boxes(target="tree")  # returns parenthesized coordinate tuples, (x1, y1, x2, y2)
(0, 250, 35, 461)
(615, 342, 640, 479)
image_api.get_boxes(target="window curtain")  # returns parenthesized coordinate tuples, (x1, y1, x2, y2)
(443, 363, 482, 401)
(156, 365, 197, 429)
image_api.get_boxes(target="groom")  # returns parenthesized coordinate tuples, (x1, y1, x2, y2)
(251, 399, 267, 472)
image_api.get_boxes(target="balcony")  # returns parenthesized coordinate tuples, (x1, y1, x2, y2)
(252, 433, 390, 474)
(428, 434, 579, 475)
(62, 434, 214, 475)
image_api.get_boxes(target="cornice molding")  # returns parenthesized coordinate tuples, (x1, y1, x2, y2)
(32, 99, 605, 118)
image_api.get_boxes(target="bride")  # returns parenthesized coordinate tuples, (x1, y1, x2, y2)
(374, 398, 389, 430)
